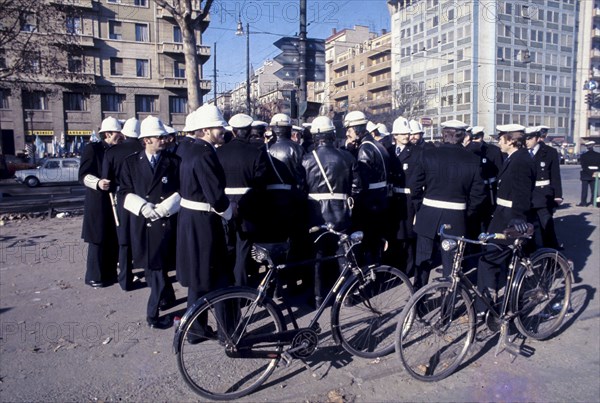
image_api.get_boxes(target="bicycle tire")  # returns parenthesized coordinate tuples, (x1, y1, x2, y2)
(331, 265, 414, 358)
(395, 281, 475, 382)
(513, 249, 572, 340)
(176, 288, 286, 400)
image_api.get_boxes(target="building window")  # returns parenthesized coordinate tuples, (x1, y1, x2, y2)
(136, 59, 149, 77)
(20, 12, 37, 32)
(109, 21, 122, 40)
(173, 26, 183, 43)
(102, 94, 125, 112)
(0, 49, 7, 69)
(68, 55, 83, 73)
(66, 16, 82, 35)
(23, 91, 47, 110)
(23, 52, 41, 73)
(170, 96, 187, 113)
(64, 92, 87, 111)
(107, 0, 120, 3)
(134, 0, 147, 6)
(174, 61, 185, 78)
(110, 58, 123, 76)
(135, 24, 149, 42)
(0, 89, 10, 109)
(136, 95, 157, 112)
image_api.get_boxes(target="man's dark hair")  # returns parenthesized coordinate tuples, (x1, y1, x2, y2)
(272, 126, 291, 139)
(442, 128, 465, 145)
(234, 127, 251, 139)
(502, 132, 526, 148)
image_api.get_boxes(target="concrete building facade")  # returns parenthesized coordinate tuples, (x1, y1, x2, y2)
(388, 0, 578, 138)
(0, 0, 211, 156)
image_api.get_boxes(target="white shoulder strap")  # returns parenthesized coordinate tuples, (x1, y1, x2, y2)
(312, 150, 334, 194)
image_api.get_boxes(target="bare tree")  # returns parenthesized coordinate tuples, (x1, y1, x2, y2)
(392, 80, 428, 119)
(0, 0, 85, 85)
(153, 0, 213, 111)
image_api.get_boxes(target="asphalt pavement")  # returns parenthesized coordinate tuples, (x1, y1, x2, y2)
(0, 165, 598, 402)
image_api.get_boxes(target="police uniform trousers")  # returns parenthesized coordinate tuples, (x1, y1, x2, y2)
(85, 237, 118, 285)
(145, 268, 174, 320)
(414, 235, 453, 290)
(116, 202, 135, 290)
(475, 243, 511, 314)
(580, 180, 595, 206)
(530, 207, 560, 249)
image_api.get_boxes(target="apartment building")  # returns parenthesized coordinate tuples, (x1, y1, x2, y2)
(388, 0, 578, 138)
(0, 0, 211, 156)
(574, 0, 600, 151)
(325, 26, 394, 120)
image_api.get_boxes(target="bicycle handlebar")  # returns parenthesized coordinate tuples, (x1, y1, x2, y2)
(438, 224, 513, 245)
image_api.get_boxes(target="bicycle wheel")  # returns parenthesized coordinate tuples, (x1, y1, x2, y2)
(395, 282, 475, 382)
(176, 289, 286, 400)
(331, 265, 414, 358)
(513, 250, 572, 340)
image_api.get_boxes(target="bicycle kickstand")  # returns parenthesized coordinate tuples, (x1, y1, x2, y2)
(494, 322, 522, 359)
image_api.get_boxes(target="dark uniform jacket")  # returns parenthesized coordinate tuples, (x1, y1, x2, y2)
(409, 143, 486, 238)
(488, 148, 535, 233)
(176, 140, 231, 291)
(531, 142, 562, 209)
(79, 141, 115, 244)
(353, 133, 391, 215)
(101, 138, 143, 243)
(216, 137, 270, 233)
(175, 136, 197, 160)
(301, 143, 361, 231)
(388, 143, 422, 239)
(580, 148, 600, 181)
(268, 136, 306, 189)
(119, 151, 180, 270)
(465, 141, 503, 191)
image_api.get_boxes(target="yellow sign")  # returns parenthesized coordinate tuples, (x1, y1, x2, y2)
(27, 130, 54, 136)
(67, 130, 92, 135)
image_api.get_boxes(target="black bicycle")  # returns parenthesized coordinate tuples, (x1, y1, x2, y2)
(174, 223, 414, 400)
(395, 224, 572, 382)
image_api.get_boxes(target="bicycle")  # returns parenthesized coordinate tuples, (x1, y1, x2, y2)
(173, 223, 414, 400)
(395, 224, 572, 382)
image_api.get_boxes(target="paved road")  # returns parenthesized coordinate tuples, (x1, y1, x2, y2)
(0, 165, 598, 402)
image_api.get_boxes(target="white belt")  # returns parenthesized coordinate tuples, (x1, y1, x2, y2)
(368, 181, 387, 190)
(393, 187, 411, 194)
(180, 198, 212, 212)
(309, 193, 348, 201)
(225, 187, 251, 195)
(535, 180, 550, 187)
(266, 184, 292, 190)
(497, 197, 513, 208)
(422, 198, 466, 210)
(484, 177, 497, 184)
(589, 166, 599, 170)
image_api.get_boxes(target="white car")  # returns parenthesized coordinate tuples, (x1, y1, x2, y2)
(14, 157, 80, 187)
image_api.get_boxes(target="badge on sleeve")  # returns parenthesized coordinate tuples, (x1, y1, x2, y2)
(162, 177, 168, 184)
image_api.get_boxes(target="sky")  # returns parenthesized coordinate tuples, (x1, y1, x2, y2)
(202, 0, 391, 101)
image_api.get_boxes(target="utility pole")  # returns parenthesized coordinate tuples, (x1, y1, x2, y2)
(213, 42, 217, 103)
(246, 23, 251, 116)
(298, 0, 307, 123)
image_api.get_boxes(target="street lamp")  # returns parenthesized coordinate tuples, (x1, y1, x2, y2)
(235, 19, 251, 115)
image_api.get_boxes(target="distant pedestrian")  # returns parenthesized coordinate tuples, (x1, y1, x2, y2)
(578, 141, 600, 207)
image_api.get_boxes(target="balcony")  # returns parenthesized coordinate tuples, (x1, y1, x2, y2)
(368, 60, 391, 74)
(367, 79, 391, 92)
(588, 109, 600, 119)
(593, 28, 600, 39)
(161, 77, 211, 91)
(333, 74, 349, 86)
(159, 42, 211, 58)
(157, 5, 210, 27)
(50, 0, 94, 8)
(591, 49, 600, 60)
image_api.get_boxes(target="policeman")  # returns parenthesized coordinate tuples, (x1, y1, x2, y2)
(386, 116, 420, 276)
(291, 125, 304, 144)
(463, 126, 503, 232)
(409, 120, 485, 289)
(216, 113, 270, 286)
(250, 120, 268, 145)
(79, 116, 123, 288)
(268, 113, 306, 189)
(301, 116, 361, 307)
(409, 119, 435, 150)
(578, 141, 600, 206)
(101, 118, 143, 291)
(176, 104, 232, 340)
(525, 126, 563, 249)
(476, 124, 535, 315)
(344, 110, 391, 264)
(120, 116, 180, 329)
(175, 110, 202, 159)
(375, 123, 394, 149)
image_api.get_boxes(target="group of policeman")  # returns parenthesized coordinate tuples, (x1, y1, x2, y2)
(78, 102, 566, 329)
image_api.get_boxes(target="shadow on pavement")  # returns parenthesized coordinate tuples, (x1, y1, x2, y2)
(556, 212, 596, 283)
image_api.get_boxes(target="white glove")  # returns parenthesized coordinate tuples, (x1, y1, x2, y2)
(140, 203, 160, 220)
(154, 204, 169, 220)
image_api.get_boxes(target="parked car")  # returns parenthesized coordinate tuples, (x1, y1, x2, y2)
(0, 155, 38, 178)
(14, 157, 80, 187)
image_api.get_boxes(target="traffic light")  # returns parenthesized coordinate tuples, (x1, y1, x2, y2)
(586, 92, 593, 104)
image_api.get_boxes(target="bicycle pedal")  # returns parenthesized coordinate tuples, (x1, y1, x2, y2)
(281, 352, 293, 367)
